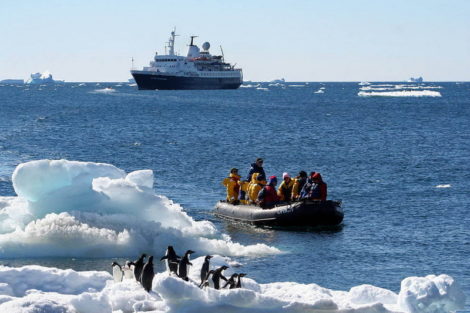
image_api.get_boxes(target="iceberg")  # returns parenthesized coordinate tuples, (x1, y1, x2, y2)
(0, 159, 279, 258)
(25, 71, 63, 84)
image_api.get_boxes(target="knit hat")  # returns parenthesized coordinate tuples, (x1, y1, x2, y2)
(268, 175, 277, 185)
(282, 172, 290, 179)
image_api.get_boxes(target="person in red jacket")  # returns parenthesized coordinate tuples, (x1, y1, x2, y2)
(257, 176, 280, 209)
(302, 172, 327, 201)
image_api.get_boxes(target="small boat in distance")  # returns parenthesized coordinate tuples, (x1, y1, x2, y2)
(214, 200, 343, 227)
(131, 29, 243, 90)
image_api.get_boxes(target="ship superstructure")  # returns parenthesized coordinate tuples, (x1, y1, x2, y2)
(131, 29, 243, 90)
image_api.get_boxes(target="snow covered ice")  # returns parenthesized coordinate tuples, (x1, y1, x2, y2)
(0, 160, 466, 312)
(0, 262, 465, 313)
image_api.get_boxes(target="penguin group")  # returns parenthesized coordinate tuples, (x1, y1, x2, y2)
(111, 253, 155, 292)
(161, 245, 247, 290)
(112, 246, 248, 292)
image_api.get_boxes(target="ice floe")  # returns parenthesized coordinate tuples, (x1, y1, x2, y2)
(0, 160, 279, 258)
(0, 263, 464, 313)
(358, 90, 442, 97)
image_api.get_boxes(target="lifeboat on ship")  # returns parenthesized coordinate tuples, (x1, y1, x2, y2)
(214, 199, 343, 227)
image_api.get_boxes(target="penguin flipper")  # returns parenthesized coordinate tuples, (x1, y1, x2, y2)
(221, 275, 228, 281)
(160, 256, 168, 261)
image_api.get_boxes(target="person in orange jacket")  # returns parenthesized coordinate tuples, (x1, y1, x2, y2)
(248, 173, 266, 204)
(222, 168, 241, 204)
(277, 172, 294, 202)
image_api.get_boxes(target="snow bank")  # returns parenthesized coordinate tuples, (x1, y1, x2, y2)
(0, 264, 464, 313)
(0, 160, 279, 257)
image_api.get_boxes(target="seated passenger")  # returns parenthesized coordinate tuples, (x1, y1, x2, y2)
(301, 172, 327, 201)
(222, 168, 241, 204)
(257, 176, 280, 209)
(277, 172, 294, 202)
(248, 173, 266, 204)
(291, 170, 308, 200)
(238, 180, 250, 204)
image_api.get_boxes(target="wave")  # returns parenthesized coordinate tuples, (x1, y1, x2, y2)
(358, 90, 442, 97)
(256, 87, 269, 91)
(0, 160, 279, 258)
(0, 263, 464, 313)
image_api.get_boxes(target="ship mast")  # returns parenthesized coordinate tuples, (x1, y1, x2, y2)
(168, 27, 178, 56)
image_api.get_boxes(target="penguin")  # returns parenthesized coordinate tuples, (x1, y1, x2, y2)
(177, 250, 195, 281)
(199, 270, 214, 288)
(133, 254, 147, 283)
(223, 273, 238, 289)
(199, 255, 213, 286)
(160, 246, 180, 274)
(236, 273, 246, 288)
(141, 256, 154, 292)
(111, 261, 123, 282)
(123, 261, 135, 280)
(211, 265, 229, 290)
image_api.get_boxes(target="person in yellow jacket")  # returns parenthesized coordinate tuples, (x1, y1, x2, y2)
(291, 170, 307, 200)
(277, 172, 294, 202)
(222, 168, 241, 204)
(238, 180, 250, 204)
(248, 173, 266, 204)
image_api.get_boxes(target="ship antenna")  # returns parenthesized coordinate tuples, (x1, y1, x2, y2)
(220, 45, 225, 62)
(168, 27, 178, 56)
(131, 57, 134, 69)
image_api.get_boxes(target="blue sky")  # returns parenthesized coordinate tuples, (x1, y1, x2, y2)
(1, 0, 469, 81)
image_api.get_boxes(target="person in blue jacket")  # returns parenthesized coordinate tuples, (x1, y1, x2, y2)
(246, 158, 266, 181)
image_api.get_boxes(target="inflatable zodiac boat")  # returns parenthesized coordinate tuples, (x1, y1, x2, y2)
(214, 200, 343, 227)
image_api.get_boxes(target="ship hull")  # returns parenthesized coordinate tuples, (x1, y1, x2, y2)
(131, 71, 242, 90)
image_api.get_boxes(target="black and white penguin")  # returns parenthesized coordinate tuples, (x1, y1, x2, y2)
(133, 254, 147, 283)
(123, 261, 135, 280)
(200, 255, 213, 286)
(111, 261, 123, 282)
(223, 273, 238, 289)
(160, 246, 180, 274)
(199, 270, 214, 288)
(236, 273, 246, 288)
(141, 256, 155, 292)
(211, 265, 229, 290)
(177, 250, 195, 281)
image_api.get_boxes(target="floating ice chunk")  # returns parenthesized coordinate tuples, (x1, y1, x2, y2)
(398, 274, 465, 313)
(358, 90, 441, 97)
(94, 88, 116, 93)
(1, 160, 280, 258)
(435, 184, 451, 188)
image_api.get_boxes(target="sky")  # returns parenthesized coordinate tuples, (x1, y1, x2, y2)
(1, 0, 469, 82)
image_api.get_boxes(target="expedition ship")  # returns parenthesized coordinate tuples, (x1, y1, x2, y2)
(131, 30, 243, 90)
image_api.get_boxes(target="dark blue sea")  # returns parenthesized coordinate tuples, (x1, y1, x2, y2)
(0, 82, 469, 310)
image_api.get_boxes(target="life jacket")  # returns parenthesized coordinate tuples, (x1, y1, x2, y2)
(278, 179, 294, 201)
(260, 185, 279, 205)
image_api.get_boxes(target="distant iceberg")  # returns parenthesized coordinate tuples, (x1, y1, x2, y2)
(407, 76, 423, 83)
(25, 71, 63, 84)
(270, 78, 285, 83)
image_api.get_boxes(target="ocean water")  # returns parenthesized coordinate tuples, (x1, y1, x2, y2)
(0, 82, 469, 310)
